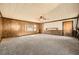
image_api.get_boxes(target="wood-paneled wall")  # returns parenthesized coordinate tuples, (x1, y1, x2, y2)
(2, 17, 40, 38)
(0, 18, 2, 40)
(43, 30, 62, 35)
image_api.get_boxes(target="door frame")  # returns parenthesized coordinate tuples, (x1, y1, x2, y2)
(62, 21, 73, 36)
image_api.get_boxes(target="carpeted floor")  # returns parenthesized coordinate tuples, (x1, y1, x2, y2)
(0, 34, 79, 55)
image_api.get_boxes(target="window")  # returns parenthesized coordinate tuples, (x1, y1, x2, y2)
(27, 24, 34, 32)
(34, 24, 37, 31)
(26, 24, 37, 32)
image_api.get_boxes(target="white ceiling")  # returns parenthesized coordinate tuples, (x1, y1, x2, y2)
(44, 3, 79, 22)
(0, 3, 79, 23)
(0, 3, 60, 23)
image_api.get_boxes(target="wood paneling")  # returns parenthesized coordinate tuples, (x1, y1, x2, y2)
(43, 30, 62, 35)
(2, 18, 40, 38)
(0, 18, 2, 40)
(38, 23, 44, 33)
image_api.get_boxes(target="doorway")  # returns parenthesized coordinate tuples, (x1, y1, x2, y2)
(63, 21, 73, 36)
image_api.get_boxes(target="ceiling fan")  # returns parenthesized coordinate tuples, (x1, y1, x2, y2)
(35, 15, 50, 22)
(39, 16, 46, 20)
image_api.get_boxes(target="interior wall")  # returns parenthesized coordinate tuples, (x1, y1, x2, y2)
(2, 17, 40, 38)
(43, 21, 62, 35)
(43, 19, 77, 36)
(44, 21, 62, 30)
(0, 17, 2, 40)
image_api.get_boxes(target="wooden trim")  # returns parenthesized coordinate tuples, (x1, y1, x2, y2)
(1, 17, 77, 24)
(62, 21, 73, 36)
(2, 17, 41, 24)
(43, 17, 77, 23)
(1, 16, 78, 24)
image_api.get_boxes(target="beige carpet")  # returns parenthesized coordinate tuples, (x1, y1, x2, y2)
(0, 34, 79, 55)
